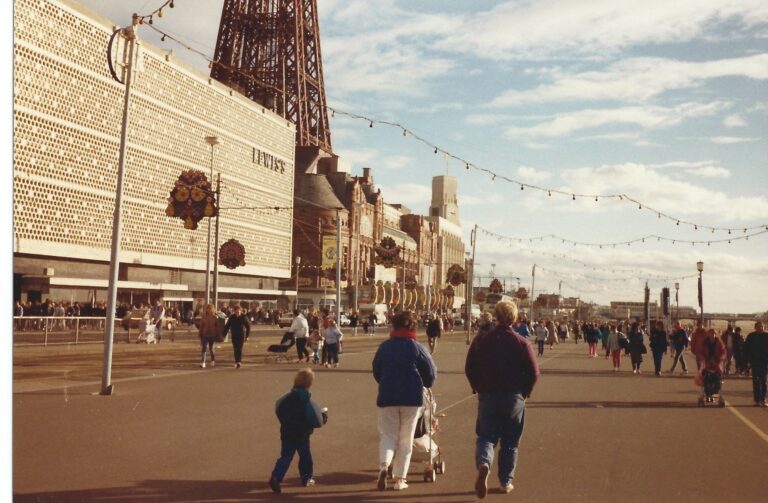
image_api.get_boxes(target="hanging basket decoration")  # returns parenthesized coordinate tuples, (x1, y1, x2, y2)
(374, 237, 402, 268)
(165, 169, 217, 230)
(489, 278, 503, 293)
(446, 264, 467, 286)
(218, 239, 246, 270)
(324, 266, 348, 282)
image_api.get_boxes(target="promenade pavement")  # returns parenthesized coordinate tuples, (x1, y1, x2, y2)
(13, 331, 768, 502)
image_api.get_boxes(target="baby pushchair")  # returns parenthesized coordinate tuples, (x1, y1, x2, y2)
(267, 331, 295, 362)
(387, 388, 445, 482)
(136, 319, 158, 344)
(697, 369, 725, 407)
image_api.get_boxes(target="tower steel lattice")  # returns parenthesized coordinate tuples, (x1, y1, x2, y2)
(212, 0, 332, 153)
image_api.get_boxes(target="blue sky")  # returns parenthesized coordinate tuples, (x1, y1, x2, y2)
(51, 1, 768, 312)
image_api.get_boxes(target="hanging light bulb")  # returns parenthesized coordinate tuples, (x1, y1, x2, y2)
(434, 147, 438, 154)
(728, 229, 731, 234)
(170, 0, 175, 7)
(466, 163, 470, 170)
(369, 121, 373, 128)
(331, 110, 335, 118)
(676, 220, 680, 226)
(639, 204, 642, 209)
(595, 196, 598, 202)
(548, 190, 552, 197)
(694, 225, 698, 230)
(161, 34, 166, 41)
(572, 194, 575, 201)
(402, 129, 407, 137)
(520, 185, 524, 190)
(492, 174, 496, 181)
(158, 8, 163, 17)
(148, 15, 153, 24)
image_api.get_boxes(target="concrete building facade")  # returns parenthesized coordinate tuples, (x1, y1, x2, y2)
(13, 0, 297, 308)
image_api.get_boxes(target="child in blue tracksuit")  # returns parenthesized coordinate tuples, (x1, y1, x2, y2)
(269, 369, 327, 493)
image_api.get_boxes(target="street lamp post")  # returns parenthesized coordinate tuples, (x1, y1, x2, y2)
(203, 135, 219, 306)
(295, 256, 302, 311)
(697, 261, 704, 325)
(674, 281, 680, 321)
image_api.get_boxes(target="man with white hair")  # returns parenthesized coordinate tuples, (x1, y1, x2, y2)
(465, 301, 540, 498)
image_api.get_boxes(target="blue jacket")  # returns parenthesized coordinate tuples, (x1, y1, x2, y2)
(372, 333, 436, 407)
(275, 387, 323, 441)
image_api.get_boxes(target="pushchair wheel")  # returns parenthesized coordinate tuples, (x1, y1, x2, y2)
(434, 460, 445, 474)
(423, 468, 435, 482)
(718, 397, 725, 408)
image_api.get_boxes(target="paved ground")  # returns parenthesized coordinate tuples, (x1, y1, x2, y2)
(12, 331, 768, 502)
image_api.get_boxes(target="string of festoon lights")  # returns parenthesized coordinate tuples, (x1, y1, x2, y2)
(478, 225, 767, 248)
(328, 107, 768, 236)
(534, 265, 698, 285)
(134, 8, 768, 237)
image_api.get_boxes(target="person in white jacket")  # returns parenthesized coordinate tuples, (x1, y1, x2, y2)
(290, 309, 310, 363)
(323, 319, 343, 368)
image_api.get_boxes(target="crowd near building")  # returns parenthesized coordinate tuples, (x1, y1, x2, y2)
(12, 0, 468, 321)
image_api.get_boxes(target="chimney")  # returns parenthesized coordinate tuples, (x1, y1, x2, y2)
(363, 167, 371, 181)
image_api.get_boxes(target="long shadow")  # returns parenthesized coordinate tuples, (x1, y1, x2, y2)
(14, 477, 476, 502)
(527, 400, 696, 409)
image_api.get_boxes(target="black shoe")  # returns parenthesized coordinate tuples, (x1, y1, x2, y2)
(269, 476, 281, 493)
(377, 468, 388, 491)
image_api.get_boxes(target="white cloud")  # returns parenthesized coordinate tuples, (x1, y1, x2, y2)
(684, 166, 732, 178)
(492, 54, 768, 106)
(723, 114, 747, 128)
(503, 102, 729, 139)
(517, 166, 552, 183)
(710, 136, 758, 144)
(377, 182, 432, 210)
(438, 0, 768, 61)
(381, 155, 415, 171)
(560, 163, 768, 220)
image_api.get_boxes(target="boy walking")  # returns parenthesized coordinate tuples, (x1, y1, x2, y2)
(269, 369, 328, 493)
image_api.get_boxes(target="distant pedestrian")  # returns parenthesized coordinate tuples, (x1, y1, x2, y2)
(744, 322, 768, 407)
(465, 301, 539, 498)
(649, 321, 669, 376)
(373, 311, 436, 492)
(668, 322, 689, 374)
(477, 312, 495, 337)
(349, 311, 359, 337)
(268, 368, 328, 493)
(222, 305, 250, 368)
(606, 324, 625, 371)
(425, 314, 442, 354)
(290, 309, 310, 363)
(368, 313, 377, 335)
(628, 322, 646, 374)
(198, 303, 220, 368)
(149, 299, 165, 343)
(585, 322, 600, 358)
(323, 319, 343, 368)
(690, 321, 707, 370)
(732, 327, 748, 375)
(515, 318, 530, 339)
(533, 320, 548, 356)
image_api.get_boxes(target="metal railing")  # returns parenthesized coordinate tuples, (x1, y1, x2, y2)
(12, 316, 185, 346)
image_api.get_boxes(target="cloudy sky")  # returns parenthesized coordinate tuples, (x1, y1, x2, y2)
(67, 1, 768, 313)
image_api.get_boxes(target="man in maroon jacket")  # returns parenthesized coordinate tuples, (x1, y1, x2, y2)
(465, 301, 539, 499)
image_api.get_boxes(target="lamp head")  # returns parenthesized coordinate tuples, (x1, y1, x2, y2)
(204, 136, 220, 146)
(674, 282, 679, 289)
(696, 261, 704, 272)
(295, 256, 301, 265)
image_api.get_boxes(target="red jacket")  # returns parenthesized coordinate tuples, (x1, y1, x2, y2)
(465, 325, 539, 397)
(700, 336, 725, 372)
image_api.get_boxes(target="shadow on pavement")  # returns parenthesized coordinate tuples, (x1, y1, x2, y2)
(527, 400, 696, 409)
(14, 477, 477, 502)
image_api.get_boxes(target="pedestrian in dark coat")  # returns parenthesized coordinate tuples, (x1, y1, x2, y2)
(628, 322, 646, 374)
(223, 305, 251, 368)
(745, 322, 768, 407)
(649, 321, 669, 376)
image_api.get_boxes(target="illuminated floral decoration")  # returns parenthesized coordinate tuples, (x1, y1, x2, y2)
(489, 278, 503, 293)
(446, 264, 467, 286)
(374, 237, 402, 268)
(218, 239, 246, 270)
(165, 169, 217, 230)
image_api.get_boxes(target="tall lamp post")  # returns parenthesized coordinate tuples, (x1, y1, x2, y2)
(295, 256, 302, 311)
(697, 261, 704, 324)
(203, 135, 219, 306)
(674, 282, 680, 321)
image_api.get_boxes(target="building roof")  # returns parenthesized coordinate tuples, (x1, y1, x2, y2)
(295, 174, 345, 210)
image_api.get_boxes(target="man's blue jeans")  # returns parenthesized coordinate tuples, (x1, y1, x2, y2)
(272, 438, 313, 484)
(475, 391, 526, 486)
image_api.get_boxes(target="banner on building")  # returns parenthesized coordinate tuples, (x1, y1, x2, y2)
(322, 235, 337, 269)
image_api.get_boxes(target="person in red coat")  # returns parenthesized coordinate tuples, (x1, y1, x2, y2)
(698, 329, 726, 373)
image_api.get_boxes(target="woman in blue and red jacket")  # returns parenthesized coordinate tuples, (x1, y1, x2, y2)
(372, 311, 436, 492)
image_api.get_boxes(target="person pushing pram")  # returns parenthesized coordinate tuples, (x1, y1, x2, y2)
(696, 328, 726, 406)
